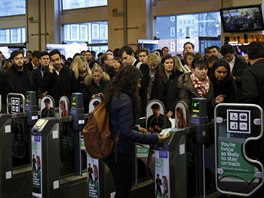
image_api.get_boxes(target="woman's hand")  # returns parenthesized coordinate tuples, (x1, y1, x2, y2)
(166, 111, 173, 118)
(215, 95, 225, 104)
(157, 133, 169, 144)
(138, 127, 148, 133)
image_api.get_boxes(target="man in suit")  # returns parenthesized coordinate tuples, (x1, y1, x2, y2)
(220, 44, 248, 97)
(26, 50, 40, 71)
(119, 45, 150, 117)
(220, 44, 248, 83)
(84, 50, 95, 69)
(32, 51, 50, 99)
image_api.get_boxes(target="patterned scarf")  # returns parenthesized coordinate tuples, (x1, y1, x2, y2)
(190, 73, 210, 96)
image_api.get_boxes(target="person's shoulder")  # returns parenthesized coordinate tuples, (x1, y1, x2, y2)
(118, 93, 131, 102)
(178, 72, 190, 83)
(112, 93, 132, 106)
(235, 56, 248, 66)
(159, 113, 166, 118)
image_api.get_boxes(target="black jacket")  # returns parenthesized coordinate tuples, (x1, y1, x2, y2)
(0, 66, 34, 105)
(84, 80, 108, 112)
(233, 56, 248, 86)
(32, 66, 48, 98)
(133, 60, 150, 117)
(150, 71, 181, 114)
(109, 93, 158, 153)
(40, 67, 77, 107)
(241, 59, 264, 108)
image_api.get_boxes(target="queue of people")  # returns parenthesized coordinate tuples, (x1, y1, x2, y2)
(0, 41, 264, 197)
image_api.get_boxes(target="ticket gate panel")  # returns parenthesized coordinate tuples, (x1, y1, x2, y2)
(32, 117, 87, 198)
(154, 128, 187, 198)
(0, 113, 33, 198)
(215, 103, 264, 197)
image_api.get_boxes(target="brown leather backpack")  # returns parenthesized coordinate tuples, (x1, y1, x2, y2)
(83, 103, 118, 159)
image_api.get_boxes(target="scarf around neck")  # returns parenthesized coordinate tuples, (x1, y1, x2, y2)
(190, 73, 209, 97)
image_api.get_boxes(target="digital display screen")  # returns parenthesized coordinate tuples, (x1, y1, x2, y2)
(220, 5, 264, 32)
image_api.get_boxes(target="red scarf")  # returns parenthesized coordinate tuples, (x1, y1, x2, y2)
(190, 73, 209, 96)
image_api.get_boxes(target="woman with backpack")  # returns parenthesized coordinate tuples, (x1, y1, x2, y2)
(102, 65, 167, 198)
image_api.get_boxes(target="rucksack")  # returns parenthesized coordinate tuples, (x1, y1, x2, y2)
(83, 103, 118, 159)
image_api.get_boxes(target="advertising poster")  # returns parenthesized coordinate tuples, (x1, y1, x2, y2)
(87, 155, 100, 198)
(155, 150, 170, 198)
(175, 101, 188, 129)
(40, 96, 55, 118)
(217, 137, 257, 183)
(32, 135, 42, 198)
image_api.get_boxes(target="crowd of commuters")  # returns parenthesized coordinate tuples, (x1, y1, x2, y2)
(1, 41, 264, 197)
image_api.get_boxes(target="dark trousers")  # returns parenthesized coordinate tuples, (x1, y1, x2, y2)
(104, 152, 133, 198)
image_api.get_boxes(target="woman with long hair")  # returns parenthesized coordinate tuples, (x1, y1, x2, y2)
(102, 65, 167, 198)
(70, 55, 92, 92)
(210, 59, 236, 104)
(150, 54, 183, 118)
(84, 64, 110, 112)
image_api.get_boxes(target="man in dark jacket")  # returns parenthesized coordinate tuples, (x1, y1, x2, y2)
(241, 41, 264, 108)
(119, 45, 150, 117)
(240, 41, 264, 197)
(32, 51, 50, 99)
(0, 50, 34, 108)
(220, 44, 248, 82)
(40, 49, 77, 107)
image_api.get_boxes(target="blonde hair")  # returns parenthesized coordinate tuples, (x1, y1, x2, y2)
(173, 55, 184, 72)
(84, 64, 110, 86)
(70, 55, 91, 79)
(147, 53, 160, 66)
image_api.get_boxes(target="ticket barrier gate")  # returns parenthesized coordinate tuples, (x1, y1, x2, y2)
(85, 98, 157, 198)
(153, 128, 187, 198)
(32, 117, 87, 198)
(0, 92, 38, 198)
(31, 93, 87, 197)
(215, 103, 264, 197)
(87, 155, 115, 198)
(186, 98, 220, 198)
(87, 144, 157, 198)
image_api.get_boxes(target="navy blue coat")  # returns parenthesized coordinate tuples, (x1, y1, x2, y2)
(109, 93, 158, 154)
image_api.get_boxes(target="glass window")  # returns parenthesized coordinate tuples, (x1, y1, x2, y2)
(11, 28, 21, 43)
(62, 0, 107, 10)
(100, 24, 108, 40)
(154, 12, 221, 54)
(80, 25, 88, 40)
(0, 27, 25, 44)
(21, 28, 26, 43)
(64, 25, 70, 40)
(0, 0, 26, 17)
(70, 25, 79, 40)
(0, 29, 9, 43)
(62, 22, 108, 44)
(92, 24, 99, 39)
